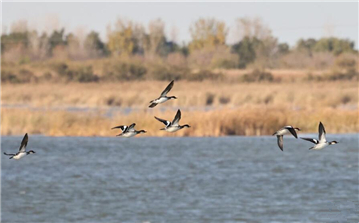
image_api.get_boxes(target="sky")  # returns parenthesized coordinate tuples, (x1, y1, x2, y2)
(2, 2, 358, 47)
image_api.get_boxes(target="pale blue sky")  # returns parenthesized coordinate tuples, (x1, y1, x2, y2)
(2, 2, 358, 47)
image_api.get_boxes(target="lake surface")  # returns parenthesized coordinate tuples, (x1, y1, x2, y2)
(2, 134, 358, 222)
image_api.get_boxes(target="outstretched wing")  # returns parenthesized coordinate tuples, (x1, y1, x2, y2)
(171, 109, 181, 126)
(126, 123, 136, 132)
(318, 122, 326, 143)
(149, 103, 158, 108)
(155, 116, 171, 127)
(277, 135, 284, 151)
(286, 127, 298, 138)
(111, 125, 128, 132)
(4, 152, 15, 156)
(160, 80, 174, 97)
(19, 133, 28, 152)
(300, 137, 318, 144)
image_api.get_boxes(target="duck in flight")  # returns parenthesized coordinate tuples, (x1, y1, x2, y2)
(154, 109, 190, 132)
(273, 126, 301, 151)
(149, 80, 177, 108)
(301, 122, 338, 150)
(112, 123, 146, 138)
(3, 133, 35, 159)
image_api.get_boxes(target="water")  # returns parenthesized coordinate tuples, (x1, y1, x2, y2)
(2, 134, 358, 222)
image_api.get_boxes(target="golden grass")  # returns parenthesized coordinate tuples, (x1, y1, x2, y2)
(1, 80, 357, 109)
(1, 106, 357, 137)
(1, 78, 357, 136)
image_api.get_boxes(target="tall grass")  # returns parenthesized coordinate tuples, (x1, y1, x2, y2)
(2, 80, 357, 109)
(1, 107, 357, 136)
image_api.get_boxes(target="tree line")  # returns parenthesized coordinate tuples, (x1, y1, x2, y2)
(1, 17, 357, 70)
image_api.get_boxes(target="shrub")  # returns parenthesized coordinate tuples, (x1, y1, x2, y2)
(147, 62, 187, 81)
(1, 69, 37, 83)
(1, 70, 19, 83)
(334, 53, 357, 70)
(241, 69, 274, 82)
(325, 69, 358, 81)
(51, 62, 68, 76)
(73, 66, 99, 83)
(219, 96, 231, 105)
(186, 69, 223, 81)
(205, 93, 215, 105)
(41, 72, 53, 81)
(306, 69, 358, 81)
(51, 63, 99, 82)
(340, 95, 351, 104)
(103, 61, 147, 81)
(18, 69, 37, 83)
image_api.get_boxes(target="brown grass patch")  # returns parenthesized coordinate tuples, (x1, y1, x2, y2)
(1, 107, 357, 137)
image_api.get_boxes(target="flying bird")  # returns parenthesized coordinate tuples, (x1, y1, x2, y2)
(154, 109, 190, 132)
(112, 123, 146, 138)
(273, 126, 301, 151)
(3, 133, 35, 159)
(301, 122, 338, 150)
(149, 80, 177, 108)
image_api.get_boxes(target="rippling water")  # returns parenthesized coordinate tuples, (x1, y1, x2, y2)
(2, 134, 358, 222)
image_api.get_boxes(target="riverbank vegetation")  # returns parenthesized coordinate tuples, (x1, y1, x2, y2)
(1, 106, 357, 137)
(1, 17, 357, 136)
(1, 80, 357, 136)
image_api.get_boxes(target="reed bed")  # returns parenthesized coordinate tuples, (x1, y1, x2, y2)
(1, 106, 357, 137)
(1, 80, 357, 109)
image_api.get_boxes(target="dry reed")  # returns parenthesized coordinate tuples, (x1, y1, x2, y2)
(2, 80, 357, 109)
(1, 107, 357, 137)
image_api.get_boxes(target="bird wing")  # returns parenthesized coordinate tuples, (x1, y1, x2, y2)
(149, 103, 158, 108)
(277, 135, 284, 151)
(160, 80, 174, 97)
(111, 125, 127, 132)
(286, 127, 298, 138)
(18, 133, 28, 152)
(171, 109, 181, 126)
(155, 116, 171, 127)
(4, 152, 15, 156)
(318, 122, 326, 143)
(126, 123, 136, 132)
(300, 137, 318, 144)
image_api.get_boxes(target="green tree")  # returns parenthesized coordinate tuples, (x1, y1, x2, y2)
(231, 37, 260, 68)
(49, 29, 66, 51)
(296, 38, 317, 55)
(314, 38, 355, 55)
(84, 31, 106, 57)
(277, 43, 289, 55)
(1, 32, 28, 53)
(232, 17, 278, 69)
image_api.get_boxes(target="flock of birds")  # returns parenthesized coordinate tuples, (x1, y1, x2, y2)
(3, 80, 338, 160)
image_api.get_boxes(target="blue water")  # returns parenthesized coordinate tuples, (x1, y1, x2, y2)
(2, 134, 358, 222)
